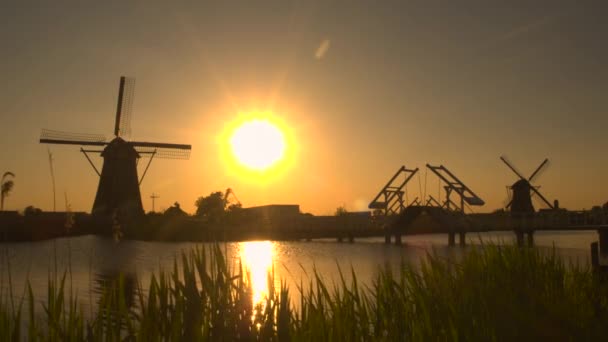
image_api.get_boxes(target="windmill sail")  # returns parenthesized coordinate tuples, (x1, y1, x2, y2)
(40, 129, 107, 146)
(528, 158, 549, 181)
(132, 141, 192, 159)
(500, 156, 526, 180)
(530, 186, 554, 208)
(114, 76, 135, 138)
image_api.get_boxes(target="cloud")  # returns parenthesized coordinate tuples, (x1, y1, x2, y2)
(497, 12, 563, 43)
(314, 39, 331, 60)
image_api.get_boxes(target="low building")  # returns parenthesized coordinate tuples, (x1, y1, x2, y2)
(242, 204, 300, 222)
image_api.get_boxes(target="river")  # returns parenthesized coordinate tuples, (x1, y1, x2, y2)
(0, 231, 598, 314)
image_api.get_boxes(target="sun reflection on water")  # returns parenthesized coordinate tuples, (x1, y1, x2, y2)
(238, 241, 274, 304)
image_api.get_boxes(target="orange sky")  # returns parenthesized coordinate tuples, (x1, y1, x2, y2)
(0, 1, 607, 215)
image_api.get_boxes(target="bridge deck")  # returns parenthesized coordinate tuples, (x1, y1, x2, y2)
(282, 206, 608, 241)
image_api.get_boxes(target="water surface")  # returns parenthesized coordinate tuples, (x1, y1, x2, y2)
(0, 231, 597, 313)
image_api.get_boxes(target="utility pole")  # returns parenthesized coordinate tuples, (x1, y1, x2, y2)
(150, 193, 159, 212)
(47, 148, 56, 211)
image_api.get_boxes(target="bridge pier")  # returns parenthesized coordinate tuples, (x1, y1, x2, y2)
(348, 235, 354, 243)
(448, 232, 456, 247)
(515, 230, 525, 247)
(599, 230, 608, 259)
(394, 234, 402, 245)
(337, 237, 343, 243)
(514, 230, 535, 247)
(459, 232, 466, 247)
(591, 230, 608, 275)
(527, 231, 535, 246)
(385, 234, 391, 244)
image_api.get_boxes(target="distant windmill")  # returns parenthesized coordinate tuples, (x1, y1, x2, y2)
(40, 77, 192, 218)
(500, 156, 554, 215)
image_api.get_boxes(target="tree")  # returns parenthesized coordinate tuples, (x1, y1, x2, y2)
(195, 189, 244, 223)
(335, 205, 348, 216)
(195, 191, 226, 222)
(1, 172, 15, 211)
(24, 205, 42, 216)
(164, 202, 188, 217)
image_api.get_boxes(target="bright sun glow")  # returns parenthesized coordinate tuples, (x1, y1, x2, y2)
(239, 241, 274, 305)
(230, 119, 286, 170)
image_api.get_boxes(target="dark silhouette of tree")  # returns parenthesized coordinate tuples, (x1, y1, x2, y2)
(195, 191, 226, 222)
(195, 190, 244, 223)
(164, 202, 188, 217)
(24, 205, 42, 216)
(335, 206, 348, 216)
(1, 172, 15, 211)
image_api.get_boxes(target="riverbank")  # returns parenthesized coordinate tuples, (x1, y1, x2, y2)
(1, 243, 607, 340)
(0, 211, 377, 243)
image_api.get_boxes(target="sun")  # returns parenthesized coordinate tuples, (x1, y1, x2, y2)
(229, 119, 286, 170)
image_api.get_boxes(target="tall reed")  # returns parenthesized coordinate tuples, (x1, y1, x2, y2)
(1, 244, 607, 340)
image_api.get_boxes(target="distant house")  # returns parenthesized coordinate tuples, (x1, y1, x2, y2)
(341, 211, 372, 218)
(242, 204, 300, 224)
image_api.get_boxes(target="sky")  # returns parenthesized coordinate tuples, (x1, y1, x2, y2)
(0, 1, 607, 215)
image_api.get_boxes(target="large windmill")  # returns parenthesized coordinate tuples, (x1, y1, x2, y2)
(500, 156, 554, 215)
(40, 77, 191, 218)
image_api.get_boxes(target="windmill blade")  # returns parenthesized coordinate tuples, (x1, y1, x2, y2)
(40, 129, 107, 146)
(114, 76, 136, 138)
(135, 147, 191, 159)
(132, 141, 192, 160)
(528, 158, 549, 182)
(131, 141, 191, 150)
(500, 156, 527, 180)
(530, 186, 554, 209)
(504, 186, 513, 208)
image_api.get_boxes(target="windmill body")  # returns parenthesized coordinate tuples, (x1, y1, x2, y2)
(510, 179, 535, 214)
(40, 77, 191, 219)
(92, 137, 143, 217)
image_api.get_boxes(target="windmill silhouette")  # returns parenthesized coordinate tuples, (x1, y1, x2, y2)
(40, 77, 191, 218)
(500, 156, 554, 215)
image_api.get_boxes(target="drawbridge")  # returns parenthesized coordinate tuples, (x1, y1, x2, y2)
(369, 164, 485, 245)
(367, 164, 608, 254)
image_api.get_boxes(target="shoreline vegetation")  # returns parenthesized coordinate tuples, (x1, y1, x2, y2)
(0, 208, 376, 243)
(1, 244, 608, 340)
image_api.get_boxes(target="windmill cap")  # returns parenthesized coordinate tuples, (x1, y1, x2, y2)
(101, 137, 139, 159)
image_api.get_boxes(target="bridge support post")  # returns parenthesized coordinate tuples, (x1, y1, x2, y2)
(337, 237, 343, 243)
(348, 235, 354, 243)
(527, 231, 535, 246)
(515, 230, 524, 247)
(448, 232, 456, 247)
(394, 234, 402, 245)
(591, 242, 599, 269)
(458, 232, 466, 247)
(599, 230, 608, 257)
(591, 241, 608, 276)
(385, 234, 391, 244)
